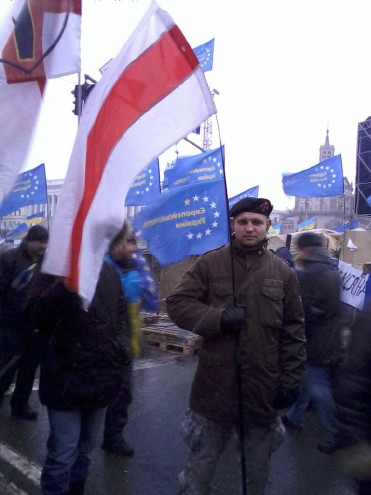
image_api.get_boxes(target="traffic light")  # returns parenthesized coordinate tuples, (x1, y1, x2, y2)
(71, 85, 82, 116)
(82, 81, 95, 101)
(71, 76, 96, 117)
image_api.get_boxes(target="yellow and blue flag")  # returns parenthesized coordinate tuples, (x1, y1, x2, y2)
(267, 224, 281, 237)
(297, 217, 317, 231)
(25, 211, 45, 225)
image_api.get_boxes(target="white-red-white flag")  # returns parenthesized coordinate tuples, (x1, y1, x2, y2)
(0, 0, 81, 203)
(42, 0, 217, 306)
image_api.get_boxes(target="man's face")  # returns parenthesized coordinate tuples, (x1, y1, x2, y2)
(231, 212, 270, 249)
(27, 240, 47, 259)
(111, 240, 136, 262)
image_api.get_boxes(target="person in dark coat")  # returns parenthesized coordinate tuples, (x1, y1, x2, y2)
(0, 225, 48, 419)
(282, 232, 341, 454)
(275, 246, 295, 269)
(167, 197, 306, 495)
(102, 224, 159, 456)
(25, 261, 130, 495)
(334, 305, 371, 495)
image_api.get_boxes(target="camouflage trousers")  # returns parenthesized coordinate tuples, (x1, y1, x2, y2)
(178, 409, 285, 495)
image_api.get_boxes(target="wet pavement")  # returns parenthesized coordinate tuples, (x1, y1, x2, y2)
(0, 346, 358, 494)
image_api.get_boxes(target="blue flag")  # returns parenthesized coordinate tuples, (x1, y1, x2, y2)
(297, 217, 317, 231)
(25, 211, 45, 225)
(193, 38, 215, 72)
(333, 220, 359, 233)
(163, 146, 224, 189)
(282, 155, 344, 197)
(125, 159, 161, 206)
(0, 164, 47, 217)
(267, 224, 281, 237)
(6, 223, 28, 239)
(229, 186, 259, 208)
(133, 179, 229, 266)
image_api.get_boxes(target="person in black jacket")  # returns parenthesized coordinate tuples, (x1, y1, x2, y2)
(0, 225, 48, 419)
(334, 306, 371, 495)
(25, 261, 130, 495)
(282, 232, 341, 454)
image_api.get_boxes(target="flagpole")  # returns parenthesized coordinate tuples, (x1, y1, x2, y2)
(215, 114, 248, 495)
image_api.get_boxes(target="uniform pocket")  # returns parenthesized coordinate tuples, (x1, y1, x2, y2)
(209, 282, 234, 307)
(260, 286, 284, 328)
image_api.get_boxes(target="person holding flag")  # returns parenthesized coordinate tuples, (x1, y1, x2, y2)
(24, 253, 130, 495)
(166, 197, 306, 495)
(102, 223, 159, 456)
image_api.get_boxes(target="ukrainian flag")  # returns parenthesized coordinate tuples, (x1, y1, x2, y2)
(267, 224, 281, 237)
(25, 212, 45, 225)
(297, 217, 316, 231)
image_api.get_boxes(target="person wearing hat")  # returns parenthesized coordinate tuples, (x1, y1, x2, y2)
(0, 225, 48, 419)
(166, 197, 306, 495)
(282, 231, 341, 454)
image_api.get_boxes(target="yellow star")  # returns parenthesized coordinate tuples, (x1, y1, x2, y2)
(184, 198, 191, 205)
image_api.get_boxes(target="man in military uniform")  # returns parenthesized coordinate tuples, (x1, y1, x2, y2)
(167, 197, 306, 495)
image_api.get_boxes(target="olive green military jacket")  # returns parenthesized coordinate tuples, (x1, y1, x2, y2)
(166, 241, 306, 425)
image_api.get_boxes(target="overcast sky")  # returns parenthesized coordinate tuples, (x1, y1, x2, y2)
(2, 0, 371, 210)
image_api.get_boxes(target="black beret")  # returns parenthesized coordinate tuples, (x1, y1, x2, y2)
(229, 197, 273, 218)
(296, 232, 325, 248)
(24, 225, 49, 242)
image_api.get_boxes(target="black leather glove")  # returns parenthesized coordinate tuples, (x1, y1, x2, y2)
(274, 386, 300, 410)
(220, 306, 245, 333)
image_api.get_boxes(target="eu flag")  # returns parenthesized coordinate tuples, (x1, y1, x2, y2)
(125, 159, 161, 206)
(193, 39, 215, 72)
(0, 164, 47, 217)
(333, 220, 359, 233)
(282, 155, 344, 197)
(133, 179, 229, 266)
(163, 146, 224, 189)
(229, 186, 259, 208)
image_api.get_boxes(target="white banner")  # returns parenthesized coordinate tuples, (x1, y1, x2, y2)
(338, 260, 369, 310)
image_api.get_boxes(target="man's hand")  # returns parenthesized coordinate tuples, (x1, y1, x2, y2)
(220, 306, 245, 333)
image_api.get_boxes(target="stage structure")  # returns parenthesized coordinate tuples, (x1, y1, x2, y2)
(355, 117, 371, 215)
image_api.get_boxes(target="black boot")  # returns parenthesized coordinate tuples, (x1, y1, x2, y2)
(68, 479, 86, 495)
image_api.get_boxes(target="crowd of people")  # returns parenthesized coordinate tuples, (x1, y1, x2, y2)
(0, 199, 370, 495)
(0, 223, 159, 495)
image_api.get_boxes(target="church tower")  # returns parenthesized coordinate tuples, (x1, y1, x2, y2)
(319, 129, 335, 162)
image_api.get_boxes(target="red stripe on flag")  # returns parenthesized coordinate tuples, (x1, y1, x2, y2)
(69, 25, 199, 289)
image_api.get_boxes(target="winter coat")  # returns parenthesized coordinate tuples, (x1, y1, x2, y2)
(295, 247, 340, 366)
(166, 241, 306, 426)
(0, 241, 38, 332)
(335, 306, 371, 447)
(25, 262, 130, 410)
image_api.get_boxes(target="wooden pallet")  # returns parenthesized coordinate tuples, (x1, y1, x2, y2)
(143, 323, 201, 356)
